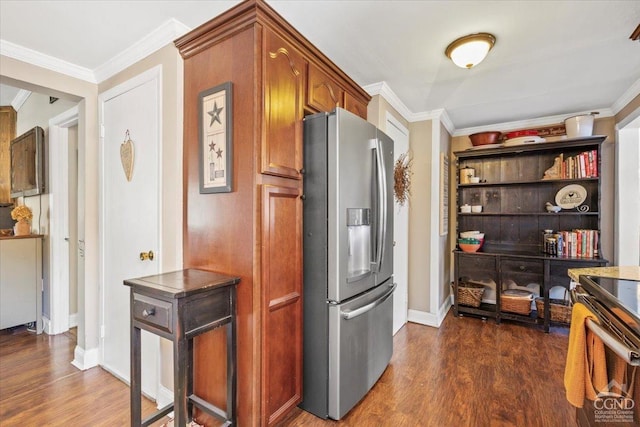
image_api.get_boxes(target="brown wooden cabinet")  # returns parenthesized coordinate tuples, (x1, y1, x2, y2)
(306, 62, 343, 114)
(453, 136, 608, 331)
(175, 1, 370, 425)
(0, 106, 17, 203)
(263, 30, 306, 179)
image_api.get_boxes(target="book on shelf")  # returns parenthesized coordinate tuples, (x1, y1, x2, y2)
(558, 149, 598, 179)
(544, 229, 599, 258)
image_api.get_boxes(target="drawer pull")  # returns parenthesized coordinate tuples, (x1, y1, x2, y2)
(142, 308, 156, 318)
(519, 265, 526, 271)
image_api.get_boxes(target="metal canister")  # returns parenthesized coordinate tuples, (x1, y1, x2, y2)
(459, 167, 475, 184)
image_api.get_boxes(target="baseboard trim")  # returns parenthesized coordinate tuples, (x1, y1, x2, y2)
(71, 345, 99, 371)
(157, 384, 174, 409)
(408, 298, 452, 328)
(42, 315, 52, 335)
(69, 312, 78, 328)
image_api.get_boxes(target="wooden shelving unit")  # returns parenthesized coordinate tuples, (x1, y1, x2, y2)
(453, 136, 608, 331)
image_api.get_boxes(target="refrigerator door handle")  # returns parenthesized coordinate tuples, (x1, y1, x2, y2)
(341, 283, 396, 320)
(373, 138, 387, 272)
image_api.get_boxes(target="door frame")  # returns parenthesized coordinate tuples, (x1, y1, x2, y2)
(97, 65, 163, 392)
(615, 108, 640, 265)
(48, 106, 79, 335)
(385, 111, 410, 334)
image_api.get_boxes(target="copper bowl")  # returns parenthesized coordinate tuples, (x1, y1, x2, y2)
(469, 131, 502, 146)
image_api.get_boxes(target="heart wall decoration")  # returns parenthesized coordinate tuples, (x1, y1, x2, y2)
(120, 129, 134, 181)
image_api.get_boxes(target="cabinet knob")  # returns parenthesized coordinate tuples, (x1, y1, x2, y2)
(140, 250, 154, 261)
(299, 168, 306, 175)
(142, 308, 155, 318)
(519, 265, 526, 271)
(300, 194, 306, 200)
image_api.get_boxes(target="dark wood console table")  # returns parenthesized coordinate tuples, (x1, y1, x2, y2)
(124, 269, 240, 427)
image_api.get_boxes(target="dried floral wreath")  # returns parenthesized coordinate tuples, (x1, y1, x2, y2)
(393, 152, 413, 206)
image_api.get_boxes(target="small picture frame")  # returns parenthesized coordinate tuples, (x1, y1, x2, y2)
(198, 82, 233, 193)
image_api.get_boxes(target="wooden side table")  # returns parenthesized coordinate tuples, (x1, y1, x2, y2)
(124, 269, 240, 427)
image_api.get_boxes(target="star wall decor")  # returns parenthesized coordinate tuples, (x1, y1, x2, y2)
(209, 141, 216, 152)
(216, 147, 224, 159)
(208, 102, 224, 126)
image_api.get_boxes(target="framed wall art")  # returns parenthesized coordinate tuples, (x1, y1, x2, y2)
(198, 82, 233, 193)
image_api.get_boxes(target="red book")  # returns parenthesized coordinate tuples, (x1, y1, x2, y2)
(576, 231, 582, 257)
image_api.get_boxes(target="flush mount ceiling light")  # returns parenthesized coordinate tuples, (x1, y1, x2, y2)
(445, 33, 496, 69)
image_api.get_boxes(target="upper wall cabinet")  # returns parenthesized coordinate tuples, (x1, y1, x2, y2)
(307, 62, 343, 113)
(263, 30, 307, 179)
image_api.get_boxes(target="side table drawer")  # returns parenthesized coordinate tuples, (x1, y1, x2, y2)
(133, 293, 173, 333)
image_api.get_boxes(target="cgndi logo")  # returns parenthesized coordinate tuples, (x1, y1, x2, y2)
(593, 380, 635, 423)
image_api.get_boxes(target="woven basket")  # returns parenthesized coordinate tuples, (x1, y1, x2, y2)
(501, 289, 534, 315)
(458, 282, 485, 308)
(535, 291, 572, 324)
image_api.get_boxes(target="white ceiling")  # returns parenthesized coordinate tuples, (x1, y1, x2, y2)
(1, 0, 639, 130)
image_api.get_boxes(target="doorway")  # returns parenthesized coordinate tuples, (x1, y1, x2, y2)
(615, 111, 640, 265)
(98, 66, 162, 399)
(48, 106, 80, 340)
(385, 112, 410, 335)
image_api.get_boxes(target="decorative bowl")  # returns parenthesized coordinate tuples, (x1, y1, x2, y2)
(0, 229, 12, 237)
(460, 231, 484, 239)
(469, 131, 502, 146)
(458, 238, 483, 252)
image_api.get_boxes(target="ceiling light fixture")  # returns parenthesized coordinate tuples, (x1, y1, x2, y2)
(445, 33, 496, 69)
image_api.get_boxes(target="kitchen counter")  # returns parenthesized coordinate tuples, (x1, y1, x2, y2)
(567, 265, 640, 282)
(0, 234, 44, 240)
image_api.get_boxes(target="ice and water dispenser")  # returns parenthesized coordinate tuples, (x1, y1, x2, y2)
(347, 208, 371, 282)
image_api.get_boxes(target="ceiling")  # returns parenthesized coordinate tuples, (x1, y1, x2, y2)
(1, 0, 639, 131)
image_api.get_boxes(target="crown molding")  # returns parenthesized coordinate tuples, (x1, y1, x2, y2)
(611, 77, 640, 115)
(0, 39, 96, 83)
(1, 18, 190, 85)
(11, 89, 31, 111)
(94, 18, 190, 83)
(453, 108, 614, 137)
(364, 81, 414, 122)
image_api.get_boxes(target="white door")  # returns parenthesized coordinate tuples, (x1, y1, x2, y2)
(385, 113, 409, 335)
(99, 67, 161, 399)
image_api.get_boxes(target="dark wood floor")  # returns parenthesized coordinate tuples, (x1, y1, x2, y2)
(0, 326, 166, 426)
(278, 312, 575, 427)
(0, 312, 575, 426)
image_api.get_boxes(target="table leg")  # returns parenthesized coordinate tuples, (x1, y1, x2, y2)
(174, 332, 188, 426)
(131, 325, 142, 426)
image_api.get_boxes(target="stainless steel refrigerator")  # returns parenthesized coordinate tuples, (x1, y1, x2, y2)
(301, 108, 395, 419)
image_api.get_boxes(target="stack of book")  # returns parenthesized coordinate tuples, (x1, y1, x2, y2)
(543, 229, 599, 258)
(559, 150, 598, 179)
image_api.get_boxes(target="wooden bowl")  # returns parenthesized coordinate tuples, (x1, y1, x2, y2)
(469, 131, 501, 146)
(0, 229, 13, 237)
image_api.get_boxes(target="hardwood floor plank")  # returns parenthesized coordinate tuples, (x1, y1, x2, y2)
(0, 326, 166, 427)
(278, 313, 574, 427)
(1, 312, 575, 426)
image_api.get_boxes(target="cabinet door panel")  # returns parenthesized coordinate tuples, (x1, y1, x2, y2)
(261, 184, 303, 425)
(343, 92, 368, 119)
(263, 30, 306, 179)
(307, 62, 343, 113)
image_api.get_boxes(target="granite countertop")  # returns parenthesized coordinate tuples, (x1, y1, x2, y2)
(568, 266, 640, 282)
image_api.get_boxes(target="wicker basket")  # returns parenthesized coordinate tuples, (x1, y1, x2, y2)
(457, 282, 485, 308)
(501, 289, 534, 315)
(535, 291, 572, 324)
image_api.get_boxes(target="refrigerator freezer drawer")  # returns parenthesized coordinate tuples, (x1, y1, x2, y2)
(328, 280, 395, 419)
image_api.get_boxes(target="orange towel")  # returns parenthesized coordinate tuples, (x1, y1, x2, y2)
(564, 302, 608, 407)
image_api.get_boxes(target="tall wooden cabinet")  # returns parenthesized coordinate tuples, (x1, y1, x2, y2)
(175, 1, 370, 425)
(0, 106, 17, 203)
